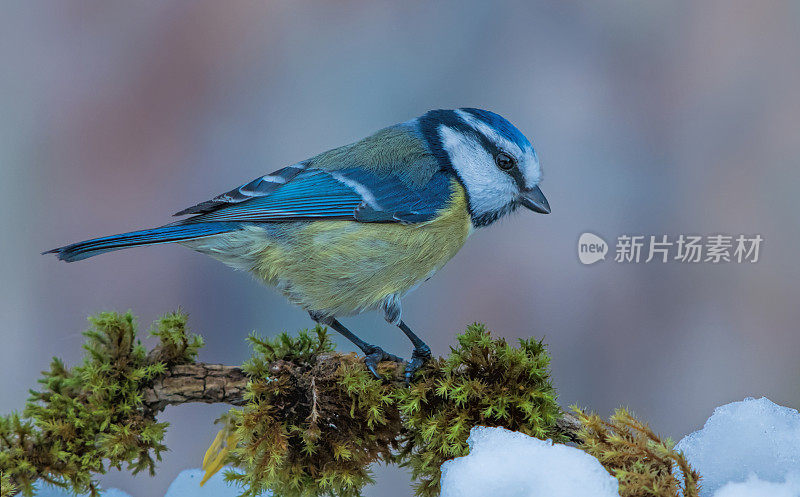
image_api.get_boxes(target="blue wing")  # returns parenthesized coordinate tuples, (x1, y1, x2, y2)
(176, 165, 454, 225)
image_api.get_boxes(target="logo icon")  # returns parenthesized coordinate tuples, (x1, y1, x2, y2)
(578, 233, 608, 265)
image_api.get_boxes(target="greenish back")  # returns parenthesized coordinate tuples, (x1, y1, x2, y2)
(306, 123, 441, 188)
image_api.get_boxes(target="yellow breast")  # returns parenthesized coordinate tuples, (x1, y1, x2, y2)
(251, 179, 472, 316)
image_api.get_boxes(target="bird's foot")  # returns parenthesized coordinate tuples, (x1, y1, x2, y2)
(362, 345, 404, 379)
(405, 344, 432, 385)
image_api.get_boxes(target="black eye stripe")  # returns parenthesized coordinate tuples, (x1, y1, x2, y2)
(494, 151, 526, 188)
(508, 166, 526, 189)
(466, 126, 499, 156)
(463, 126, 525, 187)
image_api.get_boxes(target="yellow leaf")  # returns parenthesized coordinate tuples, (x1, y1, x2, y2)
(200, 427, 238, 486)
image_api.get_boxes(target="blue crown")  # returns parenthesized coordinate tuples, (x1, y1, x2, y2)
(459, 108, 533, 152)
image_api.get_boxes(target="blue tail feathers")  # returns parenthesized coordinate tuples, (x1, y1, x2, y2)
(44, 222, 239, 262)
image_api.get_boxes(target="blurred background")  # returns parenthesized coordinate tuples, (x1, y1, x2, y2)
(2, 1, 799, 495)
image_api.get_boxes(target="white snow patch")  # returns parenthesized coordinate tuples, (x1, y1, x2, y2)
(36, 487, 132, 497)
(97, 490, 132, 497)
(439, 426, 620, 497)
(712, 473, 800, 497)
(676, 397, 800, 496)
(164, 467, 251, 497)
(36, 467, 247, 497)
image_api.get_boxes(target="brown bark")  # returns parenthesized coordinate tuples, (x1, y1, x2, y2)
(142, 363, 248, 412)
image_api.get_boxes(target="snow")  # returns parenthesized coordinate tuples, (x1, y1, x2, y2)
(712, 474, 800, 497)
(439, 398, 800, 497)
(439, 426, 620, 497)
(35, 467, 245, 497)
(36, 487, 132, 497)
(32, 397, 800, 497)
(95, 490, 132, 497)
(675, 397, 800, 496)
(164, 468, 248, 497)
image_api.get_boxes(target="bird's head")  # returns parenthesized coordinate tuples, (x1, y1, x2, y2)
(419, 108, 549, 227)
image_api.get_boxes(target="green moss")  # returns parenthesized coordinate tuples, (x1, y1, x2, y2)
(395, 323, 564, 497)
(574, 407, 700, 497)
(0, 471, 16, 497)
(147, 310, 204, 366)
(0, 311, 203, 497)
(1, 312, 704, 497)
(0, 414, 41, 497)
(225, 327, 402, 497)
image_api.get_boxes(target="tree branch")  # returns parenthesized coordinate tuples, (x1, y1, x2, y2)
(140, 359, 582, 442)
(142, 363, 248, 412)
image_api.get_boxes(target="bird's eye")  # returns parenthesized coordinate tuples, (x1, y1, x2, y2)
(495, 151, 516, 170)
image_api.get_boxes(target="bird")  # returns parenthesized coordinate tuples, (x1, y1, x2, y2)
(45, 108, 550, 382)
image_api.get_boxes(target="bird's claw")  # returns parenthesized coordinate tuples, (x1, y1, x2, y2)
(405, 345, 432, 385)
(363, 346, 404, 379)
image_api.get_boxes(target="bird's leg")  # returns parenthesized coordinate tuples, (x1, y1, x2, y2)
(308, 311, 403, 379)
(380, 296, 432, 384)
(397, 320, 432, 384)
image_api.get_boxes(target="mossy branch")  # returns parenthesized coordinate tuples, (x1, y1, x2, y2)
(0, 311, 695, 497)
(1, 311, 203, 497)
(141, 360, 581, 436)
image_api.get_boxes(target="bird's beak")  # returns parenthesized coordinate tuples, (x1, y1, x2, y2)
(518, 185, 551, 214)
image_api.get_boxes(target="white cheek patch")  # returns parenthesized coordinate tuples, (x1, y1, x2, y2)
(439, 125, 517, 217)
(455, 110, 542, 188)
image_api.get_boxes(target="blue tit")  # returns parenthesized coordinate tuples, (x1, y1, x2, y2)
(45, 108, 550, 381)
